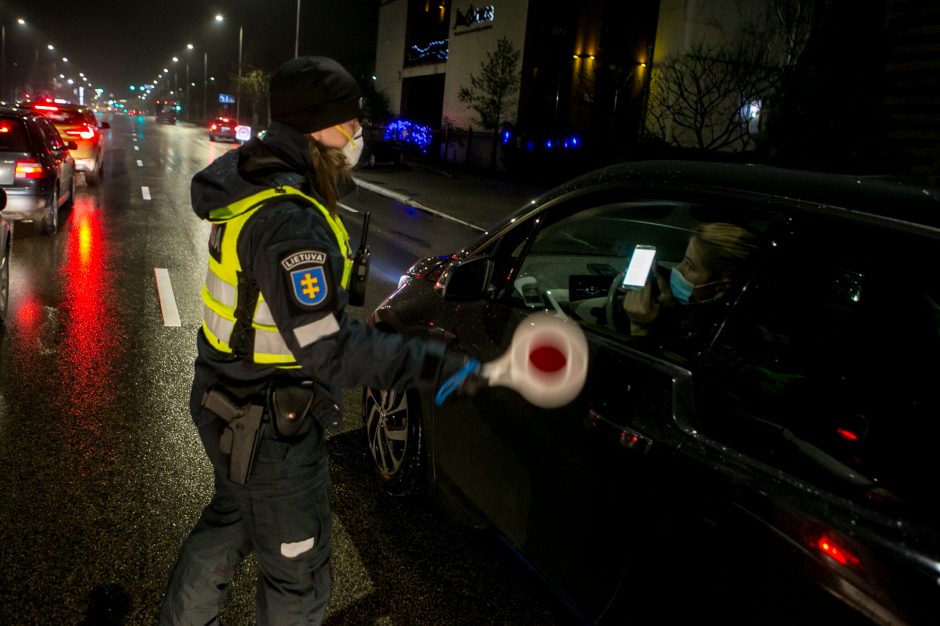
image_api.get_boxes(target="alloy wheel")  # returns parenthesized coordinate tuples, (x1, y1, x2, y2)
(364, 387, 412, 479)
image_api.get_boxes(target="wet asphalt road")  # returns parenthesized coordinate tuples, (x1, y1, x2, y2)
(0, 115, 576, 625)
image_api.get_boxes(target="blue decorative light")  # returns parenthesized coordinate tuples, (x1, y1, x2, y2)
(546, 139, 554, 149)
(502, 130, 511, 144)
(406, 39, 449, 64)
(385, 119, 433, 153)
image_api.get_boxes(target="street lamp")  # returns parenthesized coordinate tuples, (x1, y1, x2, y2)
(216, 14, 243, 122)
(295, 0, 301, 58)
(2, 17, 27, 101)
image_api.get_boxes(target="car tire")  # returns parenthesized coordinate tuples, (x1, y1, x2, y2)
(85, 167, 99, 187)
(63, 174, 76, 210)
(0, 231, 10, 327)
(209, 135, 216, 142)
(41, 190, 58, 236)
(363, 386, 425, 496)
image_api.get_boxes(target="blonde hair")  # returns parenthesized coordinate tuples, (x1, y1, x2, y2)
(693, 222, 758, 281)
(307, 137, 351, 214)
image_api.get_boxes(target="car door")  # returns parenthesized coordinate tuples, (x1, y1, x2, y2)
(433, 188, 774, 622)
(680, 211, 940, 625)
(35, 117, 69, 199)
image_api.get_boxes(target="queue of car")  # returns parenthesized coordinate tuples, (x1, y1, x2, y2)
(363, 160, 940, 625)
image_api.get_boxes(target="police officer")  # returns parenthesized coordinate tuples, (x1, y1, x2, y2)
(159, 56, 469, 625)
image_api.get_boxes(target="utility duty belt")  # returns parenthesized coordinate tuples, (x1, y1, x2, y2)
(201, 382, 319, 484)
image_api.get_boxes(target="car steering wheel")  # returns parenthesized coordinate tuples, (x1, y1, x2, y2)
(605, 272, 626, 329)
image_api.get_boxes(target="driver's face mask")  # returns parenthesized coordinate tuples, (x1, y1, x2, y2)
(336, 124, 364, 168)
(670, 267, 725, 304)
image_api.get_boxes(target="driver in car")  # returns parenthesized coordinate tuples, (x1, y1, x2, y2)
(621, 222, 758, 339)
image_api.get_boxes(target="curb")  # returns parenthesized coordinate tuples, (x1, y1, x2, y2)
(353, 178, 486, 232)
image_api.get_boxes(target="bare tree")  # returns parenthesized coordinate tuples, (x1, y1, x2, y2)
(458, 37, 521, 167)
(645, 38, 778, 152)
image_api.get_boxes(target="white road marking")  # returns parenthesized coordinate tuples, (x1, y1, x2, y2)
(134, 145, 139, 151)
(153, 268, 182, 327)
(353, 178, 485, 232)
(338, 202, 358, 214)
(141, 186, 151, 200)
(137, 160, 143, 167)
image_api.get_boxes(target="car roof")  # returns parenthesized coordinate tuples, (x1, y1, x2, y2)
(552, 160, 940, 231)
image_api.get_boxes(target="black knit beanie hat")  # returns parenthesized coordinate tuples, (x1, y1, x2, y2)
(269, 56, 362, 133)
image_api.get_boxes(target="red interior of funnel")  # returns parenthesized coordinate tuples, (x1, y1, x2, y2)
(529, 345, 567, 373)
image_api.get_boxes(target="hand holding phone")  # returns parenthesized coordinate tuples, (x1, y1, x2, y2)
(621, 245, 656, 290)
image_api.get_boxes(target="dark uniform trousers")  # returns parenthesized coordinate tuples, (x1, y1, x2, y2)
(160, 408, 332, 625)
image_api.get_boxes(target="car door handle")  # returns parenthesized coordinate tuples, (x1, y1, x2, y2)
(586, 409, 653, 454)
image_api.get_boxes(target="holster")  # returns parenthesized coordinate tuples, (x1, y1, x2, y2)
(202, 388, 265, 485)
(266, 382, 317, 440)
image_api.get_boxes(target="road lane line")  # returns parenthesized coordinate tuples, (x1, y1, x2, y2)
(142, 186, 151, 200)
(353, 178, 485, 232)
(338, 202, 358, 214)
(134, 145, 139, 151)
(153, 268, 182, 327)
(137, 160, 143, 167)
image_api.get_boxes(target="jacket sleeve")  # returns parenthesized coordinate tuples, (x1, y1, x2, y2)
(241, 201, 461, 390)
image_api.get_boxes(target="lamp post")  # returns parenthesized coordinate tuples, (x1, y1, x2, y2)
(295, 0, 301, 58)
(237, 24, 243, 122)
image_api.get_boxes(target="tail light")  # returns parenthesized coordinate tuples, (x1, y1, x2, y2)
(210, 124, 218, 131)
(34, 104, 59, 112)
(64, 124, 97, 140)
(15, 159, 46, 179)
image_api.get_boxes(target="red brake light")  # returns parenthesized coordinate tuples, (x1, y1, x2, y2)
(210, 124, 218, 131)
(34, 104, 59, 112)
(220, 117, 230, 123)
(15, 159, 45, 179)
(65, 124, 97, 140)
(817, 535, 861, 567)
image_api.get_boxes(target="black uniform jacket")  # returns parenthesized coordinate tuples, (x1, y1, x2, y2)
(188, 122, 449, 427)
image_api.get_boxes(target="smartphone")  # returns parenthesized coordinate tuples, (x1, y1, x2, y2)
(621, 245, 657, 290)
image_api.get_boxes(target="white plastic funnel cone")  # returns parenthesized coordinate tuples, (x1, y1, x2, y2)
(481, 312, 588, 408)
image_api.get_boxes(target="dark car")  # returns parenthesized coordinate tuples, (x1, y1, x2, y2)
(357, 122, 405, 169)
(208, 116, 237, 142)
(0, 188, 11, 325)
(0, 106, 76, 235)
(363, 161, 940, 625)
(155, 100, 178, 124)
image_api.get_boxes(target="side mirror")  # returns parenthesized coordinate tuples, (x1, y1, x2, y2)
(434, 256, 494, 301)
(99, 121, 111, 129)
(66, 141, 79, 150)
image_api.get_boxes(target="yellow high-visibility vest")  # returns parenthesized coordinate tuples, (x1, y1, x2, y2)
(201, 186, 352, 366)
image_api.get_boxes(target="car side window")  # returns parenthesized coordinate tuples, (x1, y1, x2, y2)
(36, 118, 63, 152)
(698, 217, 940, 523)
(506, 197, 767, 362)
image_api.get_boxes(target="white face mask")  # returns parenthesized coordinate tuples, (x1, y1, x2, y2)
(337, 126, 364, 168)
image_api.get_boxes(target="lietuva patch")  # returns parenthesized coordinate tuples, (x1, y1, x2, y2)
(282, 250, 330, 308)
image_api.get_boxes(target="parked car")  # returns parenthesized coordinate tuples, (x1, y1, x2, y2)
(0, 105, 76, 235)
(357, 121, 405, 169)
(363, 160, 940, 625)
(0, 188, 10, 325)
(17, 100, 110, 186)
(208, 116, 237, 142)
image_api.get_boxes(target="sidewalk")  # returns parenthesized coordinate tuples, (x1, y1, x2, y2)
(352, 161, 548, 231)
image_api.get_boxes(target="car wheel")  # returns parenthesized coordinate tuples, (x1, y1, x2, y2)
(85, 167, 99, 187)
(0, 232, 10, 326)
(41, 190, 58, 236)
(209, 135, 216, 142)
(363, 386, 425, 496)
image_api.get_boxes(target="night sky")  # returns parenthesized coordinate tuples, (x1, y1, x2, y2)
(1, 0, 379, 98)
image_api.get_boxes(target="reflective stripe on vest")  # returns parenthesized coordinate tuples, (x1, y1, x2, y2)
(200, 186, 352, 366)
